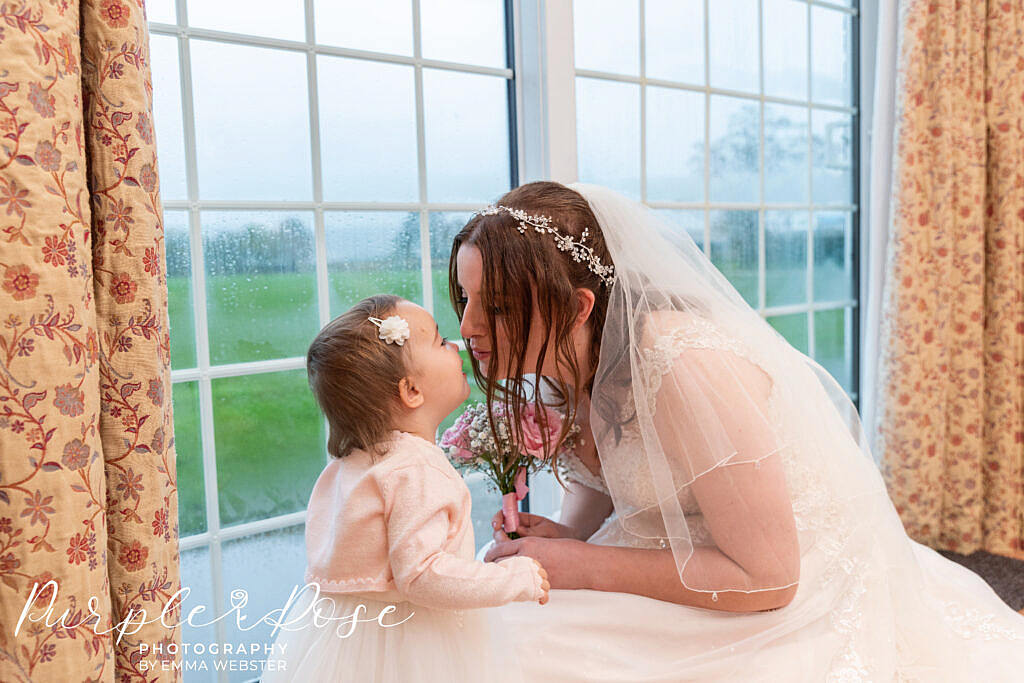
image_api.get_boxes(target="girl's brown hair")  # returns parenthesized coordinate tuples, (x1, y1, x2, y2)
(448, 181, 614, 482)
(306, 294, 407, 460)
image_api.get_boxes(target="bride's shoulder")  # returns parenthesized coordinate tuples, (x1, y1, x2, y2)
(638, 310, 728, 351)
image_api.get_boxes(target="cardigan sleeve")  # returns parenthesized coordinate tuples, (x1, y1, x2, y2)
(382, 462, 546, 609)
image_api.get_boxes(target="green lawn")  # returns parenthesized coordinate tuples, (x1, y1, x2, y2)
(169, 266, 852, 540)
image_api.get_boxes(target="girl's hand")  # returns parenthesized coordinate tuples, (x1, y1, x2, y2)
(531, 558, 550, 605)
(485, 536, 589, 590)
(491, 510, 579, 543)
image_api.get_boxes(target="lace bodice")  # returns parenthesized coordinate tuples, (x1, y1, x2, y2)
(557, 315, 778, 549)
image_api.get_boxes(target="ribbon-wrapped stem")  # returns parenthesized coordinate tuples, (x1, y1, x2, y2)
(500, 466, 529, 540)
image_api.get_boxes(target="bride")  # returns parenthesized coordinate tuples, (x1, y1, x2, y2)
(448, 181, 1024, 681)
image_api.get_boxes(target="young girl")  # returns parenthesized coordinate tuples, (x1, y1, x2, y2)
(260, 294, 549, 683)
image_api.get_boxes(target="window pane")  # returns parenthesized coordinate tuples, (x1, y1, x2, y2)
(645, 0, 703, 84)
(221, 525, 308, 665)
(764, 103, 809, 204)
(813, 211, 853, 302)
(709, 0, 758, 93)
(421, 0, 506, 68)
(811, 7, 852, 106)
(646, 87, 704, 203)
(709, 96, 759, 203)
(767, 311, 808, 353)
(812, 109, 853, 205)
(188, 0, 305, 41)
(315, 0, 412, 55)
(146, 0, 176, 24)
(318, 57, 417, 202)
(150, 35, 187, 201)
(429, 212, 474, 341)
(165, 211, 196, 369)
(762, 0, 808, 101)
(655, 209, 705, 253)
(179, 546, 217, 672)
(203, 212, 317, 365)
(709, 210, 758, 307)
(325, 212, 423, 317)
(814, 307, 852, 392)
(424, 70, 510, 203)
(213, 370, 324, 526)
(577, 78, 641, 199)
(172, 381, 204, 536)
(191, 41, 311, 201)
(765, 210, 808, 307)
(573, 0, 639, 75)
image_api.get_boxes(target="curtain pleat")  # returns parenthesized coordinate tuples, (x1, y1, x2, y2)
(1, 0, 180, 680)
(878, 0, 1023, 556)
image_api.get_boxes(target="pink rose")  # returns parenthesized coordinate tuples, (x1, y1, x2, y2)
(519, 403, 564, 460)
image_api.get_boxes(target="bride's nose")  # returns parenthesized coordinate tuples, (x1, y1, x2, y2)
(459, 298, 486, 341)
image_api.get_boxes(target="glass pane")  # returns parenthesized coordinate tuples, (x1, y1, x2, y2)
(429, 212, 474, 341)
(145, 0, 176, 24)
(191, 41, 311, 201)
(179, 546, 218, 673)
(763, 0, 808, 101)
(213, 370, 324, 526)
(165, 211, 196, 369)
(424, 69, 510, 203)
(764, 103, 809, 203)
(315, 0, 412, 55)
(149, 35, 187, 201)
(172, 381, 205, 536)
(812, 109, 853, 205)
(318, 57, 417, 202)
(645, 0, 703, 84)
(709, 95, 759, 203)
(811, 7, 852, 106)
(655, 209, 705, 253)
(709, 0, 758, 93)
(221, 525, 308, 680)
(764, 211, 808, 307)
(813, 211, 853, 302)
(709, 210, 758, 307)
(421, 0, 506, 68)
(814, 307, 852, 392)
(325, 212, 423, 317)
(646, 87, 704, 203)
(577, 77, 641, 199)
(767, 311, 808, 353)
(203, 212, 317, 365)
(188, 0, 304, 41)
(573, 0, 639, 76)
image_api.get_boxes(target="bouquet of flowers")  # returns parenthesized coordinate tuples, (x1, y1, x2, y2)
(440, 402, 581, 539)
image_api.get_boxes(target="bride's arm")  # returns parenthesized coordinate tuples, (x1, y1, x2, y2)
(578, 531, 799, 612)
(556, 479, 614, 541)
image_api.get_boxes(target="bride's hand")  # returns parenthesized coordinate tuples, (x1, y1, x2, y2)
(491, 510, 577, 542)
(484, 535, 588, 590)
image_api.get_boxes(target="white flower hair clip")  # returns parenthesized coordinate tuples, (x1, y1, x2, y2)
(368, 315, 411, 346)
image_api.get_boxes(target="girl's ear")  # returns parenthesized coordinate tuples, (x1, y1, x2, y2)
(572, 287, 597, 331)
(397, 376, 425, 410)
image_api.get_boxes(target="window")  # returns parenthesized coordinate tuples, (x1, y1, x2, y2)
(150, 0, 515, 675)
(572, 0, 859, 402)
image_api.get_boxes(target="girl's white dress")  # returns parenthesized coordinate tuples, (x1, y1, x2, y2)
(480, 318, 1024, 682)
(260, 431, 541, 683)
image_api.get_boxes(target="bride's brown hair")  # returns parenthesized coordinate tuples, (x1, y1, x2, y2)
(448, 181, 614, 480)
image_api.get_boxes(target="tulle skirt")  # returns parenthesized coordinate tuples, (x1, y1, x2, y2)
(258, 587, 526, 683)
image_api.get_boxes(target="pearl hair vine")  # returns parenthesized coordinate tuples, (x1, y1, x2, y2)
(473, 205, 617, 287)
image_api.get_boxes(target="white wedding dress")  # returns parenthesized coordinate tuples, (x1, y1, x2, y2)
(482, 315, 1024, 682)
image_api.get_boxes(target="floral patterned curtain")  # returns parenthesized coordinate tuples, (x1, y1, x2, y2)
(1, 0, 180, 680)
(877, 0, 1023, 556)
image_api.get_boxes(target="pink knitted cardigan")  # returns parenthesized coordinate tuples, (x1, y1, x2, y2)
(303, 430, 545, 609)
